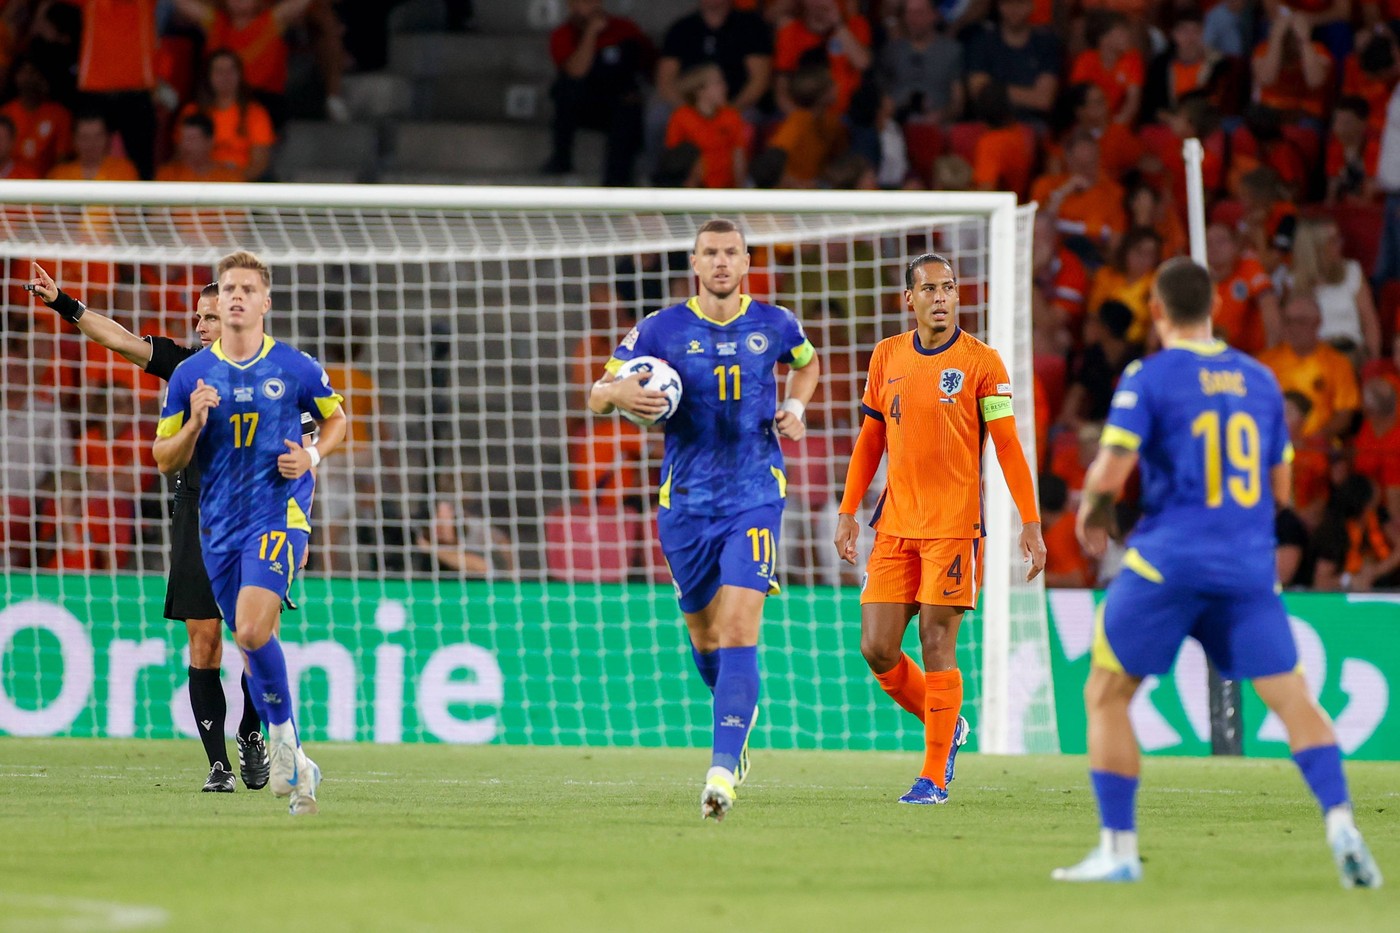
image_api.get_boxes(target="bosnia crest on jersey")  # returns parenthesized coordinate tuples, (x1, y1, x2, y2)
(940, 368, 966, 395)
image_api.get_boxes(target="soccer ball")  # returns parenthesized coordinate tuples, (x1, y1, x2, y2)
(614, 356, 683, 427)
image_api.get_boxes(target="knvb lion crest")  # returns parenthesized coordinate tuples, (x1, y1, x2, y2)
(940, 368, 965, 395)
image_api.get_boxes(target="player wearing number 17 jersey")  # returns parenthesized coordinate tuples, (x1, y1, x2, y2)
(1055, 257, 1381, 887)
(589, 219, 820, 821)
(835, 254, 1045, 806)
(155, 250, 347, 817)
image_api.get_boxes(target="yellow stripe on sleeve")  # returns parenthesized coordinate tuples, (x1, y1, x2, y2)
(1282, 442, 1295, 464)
(156, 411, 185, 438)
(1099, 424, 1141, 451)
(980, 395, 1013, 421)
(604, 357, 625, 375)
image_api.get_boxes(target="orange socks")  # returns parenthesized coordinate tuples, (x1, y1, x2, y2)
(873, 653, 926, 721)
(920, 669, 963, 787)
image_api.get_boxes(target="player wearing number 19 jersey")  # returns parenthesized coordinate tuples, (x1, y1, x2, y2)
(590, 219, 820, 821)
(1055, 257, 1381, 887)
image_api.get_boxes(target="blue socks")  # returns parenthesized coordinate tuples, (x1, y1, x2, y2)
(1090, 770, 1139, 832)
(711, 646, 759, 773)
(1293, 744, 1350, 812)
(690, 641, 720, 691)
(244, 637, 294, 727)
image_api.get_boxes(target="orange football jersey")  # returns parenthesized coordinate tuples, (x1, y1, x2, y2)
(861, 329, 1014, 539)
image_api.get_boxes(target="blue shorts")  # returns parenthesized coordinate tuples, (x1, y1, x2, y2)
(1097, 557, 1298, 681)
(203, 525, 308, 634)
(657, 504, 783, 614)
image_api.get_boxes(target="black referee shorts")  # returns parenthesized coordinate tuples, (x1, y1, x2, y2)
(163, 497, 222, 623)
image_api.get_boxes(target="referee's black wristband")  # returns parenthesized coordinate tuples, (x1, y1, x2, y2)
(45, 289, 87, 325)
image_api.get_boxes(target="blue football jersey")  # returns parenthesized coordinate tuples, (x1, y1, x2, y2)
(607, 295, 815, 515)
(157, 336, 344, 553)
(1102, 338, 1291, 591)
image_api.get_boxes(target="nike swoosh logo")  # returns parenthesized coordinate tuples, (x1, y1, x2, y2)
(887, 376, 905, 384)
(942, 588, 959, 596)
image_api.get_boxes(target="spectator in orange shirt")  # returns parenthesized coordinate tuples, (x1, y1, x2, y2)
(156, 112, 244, 182)
(1353, 376, 1400, 531)
(1032, 212, 1089, 337)
(1085, 227, 1162, 344)
(1325, 96, 1381, 205)
(773, 0, 871, 114)
(178, 49, 277, 180)
(664, 63, 751, 189)
(969, 81, 1035, 200)
(1252, 9, 1332, 126)
(1259, 294, 1362, 442)
(1144, 11, 1230, 121)
(1206, 221, 1280, 354)
(1031, 130, 1127, 256)
(0, 117, 39, 180)
(46, 112, 138, 180)
(173, 0, 317, 125)
(75, 0, 158, 178)
(1039, 472, 1095, 588)
(1284, 390, 1332, 527)
(1049, 82, 1143, 182)
(1068, 11, 1144, 125)
(1342, 26, 1399, 137)
(767, 63, 846, 186)
(36, 468, 135, 573)
(0, 59, 73, 178)
(1360, 332, 1400, 397)
(1126, 182, 1187, 259)
(1311, 474, 1400, 591)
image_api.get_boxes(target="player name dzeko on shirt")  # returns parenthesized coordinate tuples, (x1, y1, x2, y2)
(157, 335, 343, 551)
(606, 294, 815, 514)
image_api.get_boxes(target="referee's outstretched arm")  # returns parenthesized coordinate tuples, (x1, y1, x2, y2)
(29, 261, 153, 368)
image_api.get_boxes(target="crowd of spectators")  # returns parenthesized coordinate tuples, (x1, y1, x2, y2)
(552, 0, 1400, 593)
(0, 0, 354, 184)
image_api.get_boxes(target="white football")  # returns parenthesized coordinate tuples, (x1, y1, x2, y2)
(614, 355, 683, 427)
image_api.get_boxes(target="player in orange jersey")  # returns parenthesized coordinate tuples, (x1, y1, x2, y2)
(834, 253, 1045, 805)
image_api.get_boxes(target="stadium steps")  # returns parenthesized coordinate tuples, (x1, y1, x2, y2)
(388, 34, 555, 82)
(272, 121, 382, 183)
(341, 72, 414, 121)
(383, 121, 601, 179)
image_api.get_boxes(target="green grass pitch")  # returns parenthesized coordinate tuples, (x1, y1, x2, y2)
(0, 740, 1395, 932)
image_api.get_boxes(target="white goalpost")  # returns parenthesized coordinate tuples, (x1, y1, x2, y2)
(0, 181, 1054, 755)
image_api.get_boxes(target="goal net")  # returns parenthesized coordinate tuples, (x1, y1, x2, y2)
(0, 182, 1054, 755)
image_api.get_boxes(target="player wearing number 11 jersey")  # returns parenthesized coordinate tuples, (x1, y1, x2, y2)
(589, 219, 820, 821)
(1055, 257, 1381, 887)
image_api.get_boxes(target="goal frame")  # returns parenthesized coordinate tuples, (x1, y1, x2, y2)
(0, 181, 1031, 753)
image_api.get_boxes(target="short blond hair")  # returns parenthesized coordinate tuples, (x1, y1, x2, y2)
(217, 250, 271, 287)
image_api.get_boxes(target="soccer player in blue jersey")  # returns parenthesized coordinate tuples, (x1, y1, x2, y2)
(1053, 258, 1382, 887)
(588, 218, 821, 821)
(154, 250, 347, 817)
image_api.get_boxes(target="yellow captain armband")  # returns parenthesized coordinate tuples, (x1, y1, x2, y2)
(980, 395, 1014, 421)
(1099, 424, 1142, 452)
(603, 357, 624, 375)
(789, 339, 816, 369)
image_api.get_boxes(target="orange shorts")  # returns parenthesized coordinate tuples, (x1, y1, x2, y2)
(861, 534, 983, 609)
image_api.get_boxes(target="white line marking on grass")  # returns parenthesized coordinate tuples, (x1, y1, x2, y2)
(0, 893, 168, 931)
(0, 772, 47, 778)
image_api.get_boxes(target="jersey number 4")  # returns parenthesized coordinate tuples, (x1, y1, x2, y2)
(1191, 410, 1260, 508)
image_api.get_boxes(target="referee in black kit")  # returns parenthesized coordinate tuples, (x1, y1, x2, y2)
(29, 262, 271, 793)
